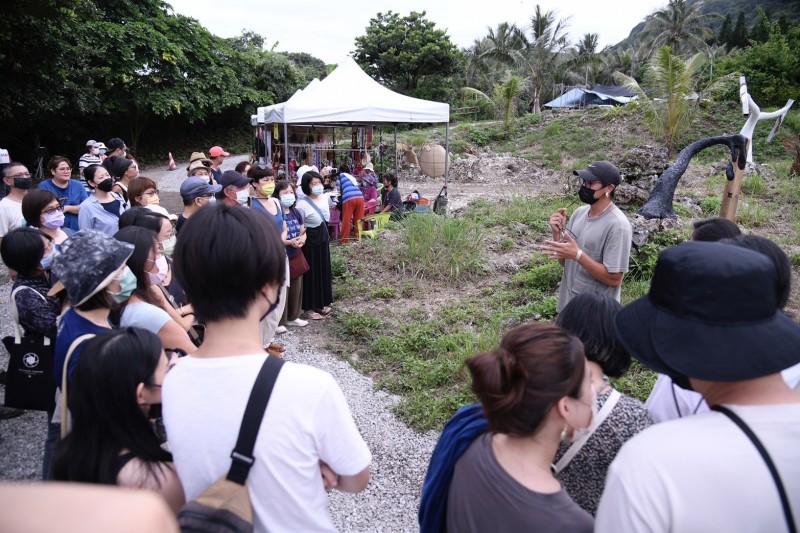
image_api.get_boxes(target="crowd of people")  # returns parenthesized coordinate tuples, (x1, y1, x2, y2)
(1, 152, 798, 531)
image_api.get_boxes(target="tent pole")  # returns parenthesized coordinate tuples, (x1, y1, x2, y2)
(379, 125, 383, 176)
(283, 122, 289, 176)
(444, 122, 450, 188)
(394, 125, 398, 175)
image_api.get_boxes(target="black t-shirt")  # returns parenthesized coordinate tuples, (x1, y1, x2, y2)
(175, 213, 188, 234)
(101, 199, 120, 217)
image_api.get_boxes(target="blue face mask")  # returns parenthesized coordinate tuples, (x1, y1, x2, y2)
(107, 266, 137, 303)
(280, 194, 296, 207)
(311, 185, 324, 196)
(41, 251, 54, 270)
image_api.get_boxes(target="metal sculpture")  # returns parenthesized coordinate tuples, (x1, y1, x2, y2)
(638, 135, 747, 219)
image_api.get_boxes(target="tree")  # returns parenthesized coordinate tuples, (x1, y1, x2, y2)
(731, 12, 750, 49)
(281, 52, 328, 83)
(749, 7, 772, 43)
(483, 4, 570, 113)
(718, 14, 733, 50)
(717, 23, 800, 106)
(641, 0, 716, 56)
(615, 46, 730, 155)
(353, 11, 462, 94)
(566, 33, 606, 86)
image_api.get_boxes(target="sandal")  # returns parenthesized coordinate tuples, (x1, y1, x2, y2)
(302, 310, 325, 320)
(316, 307, 332, 316)
(267, 342, 286, 353)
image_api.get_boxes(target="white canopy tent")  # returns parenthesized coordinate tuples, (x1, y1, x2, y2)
(255, 57, 450, 182)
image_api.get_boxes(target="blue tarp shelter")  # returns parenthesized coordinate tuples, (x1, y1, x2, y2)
(544, 85, 637, 108)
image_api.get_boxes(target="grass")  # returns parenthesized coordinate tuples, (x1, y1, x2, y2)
(327, 194, 686, 431)
(393, 214, 486, 283)
(322, 106, 798, 433)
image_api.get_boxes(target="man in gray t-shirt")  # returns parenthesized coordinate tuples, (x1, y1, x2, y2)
(544, 161, 632, 312)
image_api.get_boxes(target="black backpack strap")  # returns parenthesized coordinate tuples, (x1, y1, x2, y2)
(226, 356, 285, 485)
(711, 405, 797, 533)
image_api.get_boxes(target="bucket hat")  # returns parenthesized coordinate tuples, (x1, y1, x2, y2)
(186, 152, 212, 172)
(50, 230, 134, 306)
(615, 241, 800, 381)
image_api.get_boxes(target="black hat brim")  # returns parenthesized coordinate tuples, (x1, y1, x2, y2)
(615, 295, 800, 381)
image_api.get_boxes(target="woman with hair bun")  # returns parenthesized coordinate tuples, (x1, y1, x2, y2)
(446, 323, 594, 532)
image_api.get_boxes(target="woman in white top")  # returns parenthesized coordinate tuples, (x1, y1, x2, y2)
(295, 171, 333, 320)
(113, 226, 196, 354)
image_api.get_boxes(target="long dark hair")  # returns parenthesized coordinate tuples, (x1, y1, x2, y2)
(52, 328, 171, 485)
(113, 226, 159, 306)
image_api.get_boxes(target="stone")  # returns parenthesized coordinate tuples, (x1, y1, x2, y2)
(618, 145, 670, 182)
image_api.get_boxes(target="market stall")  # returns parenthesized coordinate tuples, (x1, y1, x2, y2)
(255, 57, 450, 182)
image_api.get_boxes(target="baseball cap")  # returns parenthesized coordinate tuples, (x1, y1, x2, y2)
(209, 146, 230, 158)
(181, 176, 222, 201)
(85, 139, 98, 147)
(218, 170, 249, 189)
(573, 160, 621, 186)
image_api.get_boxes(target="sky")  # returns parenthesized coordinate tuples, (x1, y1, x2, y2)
(167, 0, 669, 64)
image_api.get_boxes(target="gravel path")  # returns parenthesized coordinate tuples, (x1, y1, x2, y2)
(0, 156, 440, 529)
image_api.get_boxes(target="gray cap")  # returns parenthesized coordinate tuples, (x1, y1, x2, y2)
(180, 176, 222, 201)
(51, 230, 134, 306)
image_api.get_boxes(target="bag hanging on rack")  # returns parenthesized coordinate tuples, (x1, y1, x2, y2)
(1, 287, 56, 411)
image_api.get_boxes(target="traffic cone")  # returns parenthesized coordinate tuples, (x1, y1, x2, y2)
(168, 152, 177, 171)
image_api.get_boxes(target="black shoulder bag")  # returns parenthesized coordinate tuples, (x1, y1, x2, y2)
(711, 405, 797, 533)
(178, 355, 285, 533)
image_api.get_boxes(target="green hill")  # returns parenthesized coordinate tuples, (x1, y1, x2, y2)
(615, 0, 800, 48)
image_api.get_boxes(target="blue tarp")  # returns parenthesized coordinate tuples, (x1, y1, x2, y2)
(544, 85, 637, 108)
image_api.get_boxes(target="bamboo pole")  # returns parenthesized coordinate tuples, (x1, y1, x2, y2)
(719, 138, 749, 221)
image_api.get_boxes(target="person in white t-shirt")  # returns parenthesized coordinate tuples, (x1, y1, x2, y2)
(596, 242, 800, 533)
(0, 162, 31, 245)
(164, 204, 371, 532)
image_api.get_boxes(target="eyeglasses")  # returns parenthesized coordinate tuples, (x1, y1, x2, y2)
(41, 205, 64, 215)
(142, 190, 159, 197)
(56, 167, 72, 172)
(8, 172, 32, 179)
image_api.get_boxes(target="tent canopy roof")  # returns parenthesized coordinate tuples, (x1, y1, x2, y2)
(256, 57, 449, 125)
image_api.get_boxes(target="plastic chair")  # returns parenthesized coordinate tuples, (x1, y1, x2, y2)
(328, 208, 341, 241)
(360, 212, 391, 239)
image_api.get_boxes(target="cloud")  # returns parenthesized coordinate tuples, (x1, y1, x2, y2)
(168, 0, 666, 64)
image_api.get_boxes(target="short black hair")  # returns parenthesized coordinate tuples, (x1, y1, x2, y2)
(3, 162, 26, 178)
(556, 292, 631, 377)
(247, 165, 274, 184)
(0, 227, 46, 276)
(22, 189, 59, 228)
(692, 217, 741, 242)
(118, 207, 167, 233)
(173, 204, 285, 323)
(301, 171, 323, 196)
(338, 163, 351, 174)
(383, 173, 398, 187)
(725, 235, 791, 309)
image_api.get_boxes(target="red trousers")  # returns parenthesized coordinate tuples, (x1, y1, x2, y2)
(341, 197, 365, 243)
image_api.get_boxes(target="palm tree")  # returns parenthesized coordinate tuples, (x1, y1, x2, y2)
(483, 5, 570, 113)
(614, 46, 705, 155)
(493, 74, 528, 133)
(565, 33, 606, 86)
(642, 0, 717, 56)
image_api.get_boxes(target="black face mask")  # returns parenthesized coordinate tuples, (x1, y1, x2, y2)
(14, 178, 32, 190)
(578, 185, 599, 205)
(260, 291, 281, 322)
(96, 178, 114, 193)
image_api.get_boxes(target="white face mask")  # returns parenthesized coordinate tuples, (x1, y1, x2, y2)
(569, 386, 599, 443)
(235, 189, 249, 206)
(91, 147, 100, 155)
(147, 255, 169, 285)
